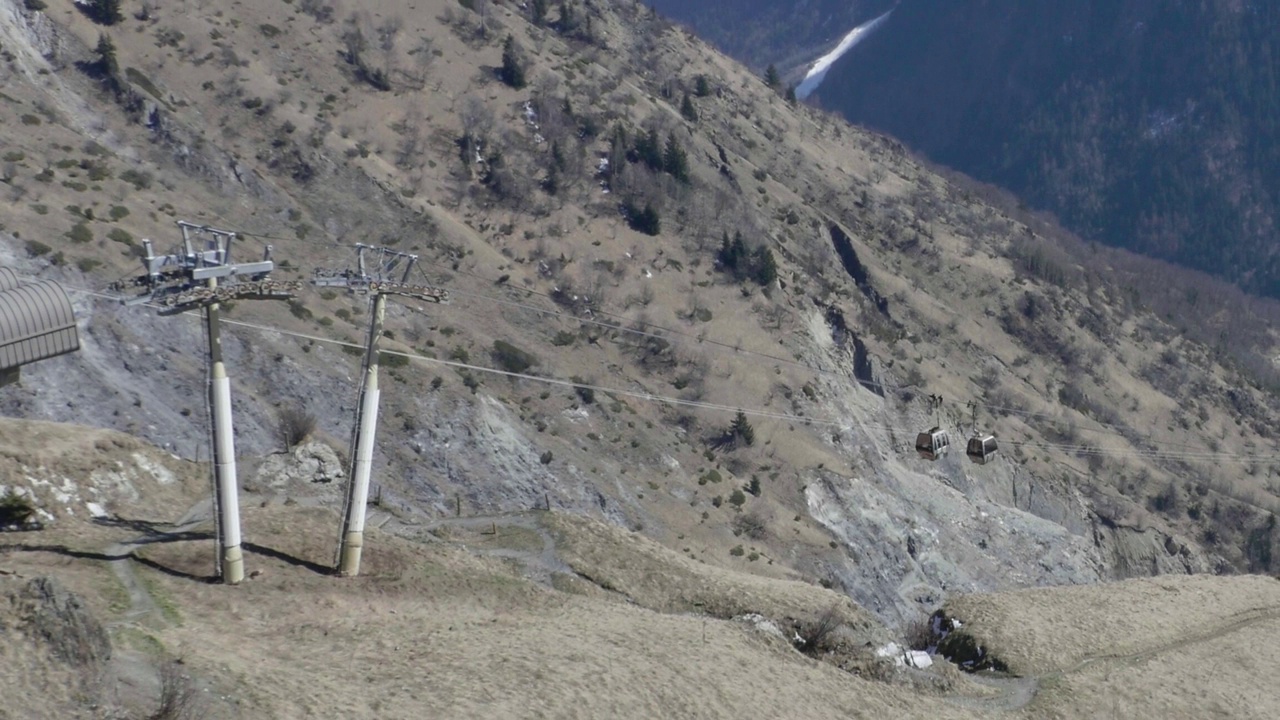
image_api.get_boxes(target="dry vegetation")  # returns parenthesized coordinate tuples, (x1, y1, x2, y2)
(1, 0, 1280, 715)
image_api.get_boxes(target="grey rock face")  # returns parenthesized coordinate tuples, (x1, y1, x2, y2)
(9, 576, 111, 669)
(250, 440, 346, 489)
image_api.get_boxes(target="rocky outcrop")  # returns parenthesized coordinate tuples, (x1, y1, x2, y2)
(251, 441, 346, 489)
(7, 576, 111, 669)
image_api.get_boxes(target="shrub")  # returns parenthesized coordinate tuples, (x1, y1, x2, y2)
(380, 351, 409, 368)
(0, 490, 35, 526)
(24, 240, 51, 256)
(904, 614, 938, 651)
(276, 406, 317, 451)
(728, 489, 747, 508)
(729, 544, 745, 557)
(21, 114, 41, 126)
(287, 300, 312, 320)
(794, 603, 843, 656)
(570, 376, 595, 404)
(119, 169, 153, 190)
(66, 223, 92, 244)
(107, 227, 133, 245)
(76, 258, 102, 273)
(108, 204, 129, 220)
(539, 450, 553, 465)
(733, 511, 766, 540)
(491, 340, 538, 374)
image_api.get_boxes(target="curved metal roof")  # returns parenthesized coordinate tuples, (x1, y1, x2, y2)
(0, 279, 80, 371)
(0, 267, 20, 292)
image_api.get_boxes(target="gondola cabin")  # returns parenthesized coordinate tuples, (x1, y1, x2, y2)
(966, 435, 998, 465)
(915, 427, 950, 461)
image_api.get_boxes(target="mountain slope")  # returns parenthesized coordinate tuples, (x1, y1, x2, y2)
(815, 0, 1280, 298)
(0, 0, 1276, 665)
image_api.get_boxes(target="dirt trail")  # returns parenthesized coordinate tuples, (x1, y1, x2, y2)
(104, 501, 212, 628)
(415, 512, 575, 585)
(941, 603, 1280, 714)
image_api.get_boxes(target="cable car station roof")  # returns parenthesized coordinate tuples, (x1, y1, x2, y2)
(0, 268, 80, 385)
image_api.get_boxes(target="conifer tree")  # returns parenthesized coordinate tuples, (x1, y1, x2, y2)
(764, 64, 780, 89)
(91, 0, 123, 25)
(95, 33, 118, 79)
(680, 92, 698, 123)
(556, 1, 578, 33)
(731, 411, 755, 446)
(532, 0, 549, 26)
(499, 35, 527, 89)
(694, 75, 712, 97)
(626, 201, 661, 236)
(635, 126, 663, 171)
(663, 133, 689, 183)
(752, 246, 778, 286)
(785, 86, 797, 105)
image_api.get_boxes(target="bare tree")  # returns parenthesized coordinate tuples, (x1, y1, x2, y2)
(795, 603, 844, 656)
(376, 15, 403, 65)
(147, 661, 202, 720)
(408, 35, 436, 88)
(276, 406, 317, 452)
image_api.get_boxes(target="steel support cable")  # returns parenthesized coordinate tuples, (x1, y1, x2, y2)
(58, 284, 1279, 465)
(141, 218, 1225, 454)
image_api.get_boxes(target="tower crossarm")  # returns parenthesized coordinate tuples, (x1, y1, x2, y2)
(157, 279, 302, 315)
(368, 281, 449, 304)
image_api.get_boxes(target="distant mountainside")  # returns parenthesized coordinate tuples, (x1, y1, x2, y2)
(814, 0, 1280, 298)
(647, 0, 893, 69)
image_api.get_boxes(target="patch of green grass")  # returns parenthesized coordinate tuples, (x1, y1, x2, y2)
(66, 222, 92, 244)
(136, 568, 182, 625)
(111, 627, 166, 658)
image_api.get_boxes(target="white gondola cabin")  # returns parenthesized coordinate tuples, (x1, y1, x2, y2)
(966, 435, 998, 465)
(915, 427, 950, 461)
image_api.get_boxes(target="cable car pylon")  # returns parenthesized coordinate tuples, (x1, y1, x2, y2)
(112, 221, 300, 585)
(314, 244, 448, 577)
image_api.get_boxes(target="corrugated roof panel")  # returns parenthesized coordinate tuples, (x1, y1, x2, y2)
(0, 280, 80, 370)
(0, 268, 19, 292)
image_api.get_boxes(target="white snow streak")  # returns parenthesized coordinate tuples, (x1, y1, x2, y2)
(795, 10, 893, 100)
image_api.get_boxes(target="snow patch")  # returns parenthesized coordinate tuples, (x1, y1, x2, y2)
(796, 10, 893, 100)
(132, 452, 176, 485)
(875, 641, 933, 669)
